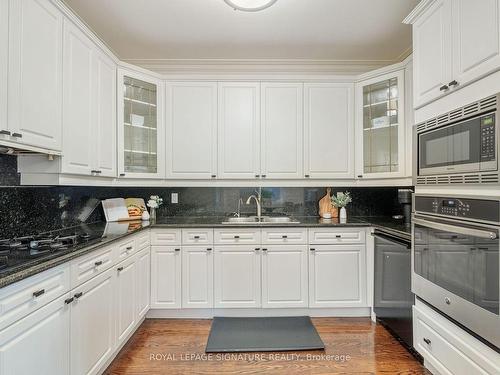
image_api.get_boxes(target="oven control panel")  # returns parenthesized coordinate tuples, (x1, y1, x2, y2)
(480, 114, 496, 162)
(433, 199, 471, 216)
(416, 195, 500, 223)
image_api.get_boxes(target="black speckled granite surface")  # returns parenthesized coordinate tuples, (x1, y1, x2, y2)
(0, 221, 149, 289)
(0, 184, 411, 238)
(0, 155, 413, 288)
(0, 215, 411, 289)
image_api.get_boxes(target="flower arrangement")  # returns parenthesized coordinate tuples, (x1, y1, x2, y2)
(147, 195, 163, 209)
(146, 195, 163, 221)
(331, 191, 352, 208)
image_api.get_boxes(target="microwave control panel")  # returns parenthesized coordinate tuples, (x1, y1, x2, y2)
(480, 114, 496, 161)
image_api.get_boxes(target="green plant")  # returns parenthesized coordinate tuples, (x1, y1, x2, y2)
(331, 191, 352, 208)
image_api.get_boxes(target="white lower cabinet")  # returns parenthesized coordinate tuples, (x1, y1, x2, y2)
(0, 293, 71, 375)
(308, 244, 366, 308)
(151, 245, 181, 308)
(115, 256, 136, 347)
(214, 246, 261, 308)
(135, 248, 151, 317)
(262, 245, 308, 308)
(414, 300, 500, 375)
(0, 233, 150, 375)
(70, 268, 115, 375)
(182, 246, 214, 308)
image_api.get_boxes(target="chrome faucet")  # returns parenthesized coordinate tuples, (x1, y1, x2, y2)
(246, 190, 262, 221)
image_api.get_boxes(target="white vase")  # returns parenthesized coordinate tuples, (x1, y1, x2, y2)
(339, 207, 347, 222)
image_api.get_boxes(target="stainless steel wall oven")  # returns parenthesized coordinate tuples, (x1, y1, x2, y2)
(412, 195, 499, 350)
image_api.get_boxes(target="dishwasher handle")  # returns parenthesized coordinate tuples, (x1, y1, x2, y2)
(372, 230, 411, 249)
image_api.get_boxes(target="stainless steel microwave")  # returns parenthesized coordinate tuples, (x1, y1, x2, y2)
(415, 94, 499, 185)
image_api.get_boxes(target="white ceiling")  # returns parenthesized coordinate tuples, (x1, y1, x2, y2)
(63, 0, 418, 63)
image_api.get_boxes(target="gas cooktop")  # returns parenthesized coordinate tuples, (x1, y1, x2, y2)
(0, 227, 105, 274)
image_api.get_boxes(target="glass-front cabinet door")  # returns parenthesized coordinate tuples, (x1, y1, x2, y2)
(117, 68, 164, 178)
(356, 70, 406, 178)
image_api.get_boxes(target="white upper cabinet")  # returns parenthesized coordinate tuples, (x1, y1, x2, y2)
(0, 0, 7, 138)
(261, 82, 304, 179)
(412, 0, 452, 108)
(356, 70, 406, 178)
(8, 0, 63, 151)
(166, 82, 217, 179)
(62, 20, 94, 175)
(304, 83, 354, 179)
(218, 82, 261, 179)
(118, 68, 165, 179)
(94, 51, 116, 177)
(408, 0, 500, 108)
(452, 0, 500, 87)
(62, 20, 117, 177)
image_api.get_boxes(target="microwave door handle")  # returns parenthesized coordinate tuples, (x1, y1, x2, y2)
(414, 218, 497, 240)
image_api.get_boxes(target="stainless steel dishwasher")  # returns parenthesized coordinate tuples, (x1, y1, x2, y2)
(373, 228, 414, 351)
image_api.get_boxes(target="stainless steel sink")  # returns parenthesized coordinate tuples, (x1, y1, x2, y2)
(262, 216, 293, 223)
(224, 216, 259, 224)
(221, 216, 300, 225)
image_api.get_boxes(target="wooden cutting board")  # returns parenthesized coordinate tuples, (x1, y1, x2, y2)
(318, 188, 338, 218)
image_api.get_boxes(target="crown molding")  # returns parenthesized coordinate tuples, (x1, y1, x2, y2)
(395, 45, 413, 62)
(356, 54, 412, 82)
(121, 58, 399, 76)
(54, 0, 119, 62)
(403, 0, 436, 24)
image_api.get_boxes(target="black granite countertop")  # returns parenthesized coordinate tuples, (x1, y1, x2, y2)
(0, 216, 410, 289)
(0, 221, 150, 289)
(153, 215, 411, 237)
(152, 216, 370, 227)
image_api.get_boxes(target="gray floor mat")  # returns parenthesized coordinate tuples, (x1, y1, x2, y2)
(205, 316, 325, 352)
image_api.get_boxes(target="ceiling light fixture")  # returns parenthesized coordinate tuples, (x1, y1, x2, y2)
(224, 0, 278, 12)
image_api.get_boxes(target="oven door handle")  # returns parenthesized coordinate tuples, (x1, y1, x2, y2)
(414, 218, 498, 240)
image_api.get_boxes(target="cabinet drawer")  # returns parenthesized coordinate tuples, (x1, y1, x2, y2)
(182, 229, 213, 245)
(308, 228, 365, 244)
(70, 244, 115, 288)
(262, 228, 307, 244)
(135, 230, 150, 250)
(117, 238, 136, 262)
(413, 302, 500, 375)
(0, 264, 70, 331)
(214, 229, 261, 245)
(150, 229, 181, 246)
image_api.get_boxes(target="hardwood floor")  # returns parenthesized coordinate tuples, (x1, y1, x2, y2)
(105, 318, 430, 375)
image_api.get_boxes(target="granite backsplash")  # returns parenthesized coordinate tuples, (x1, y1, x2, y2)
(0, 155, 412, 238)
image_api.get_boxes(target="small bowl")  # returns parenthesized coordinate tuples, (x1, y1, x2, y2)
(322, 213, 332, 219)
